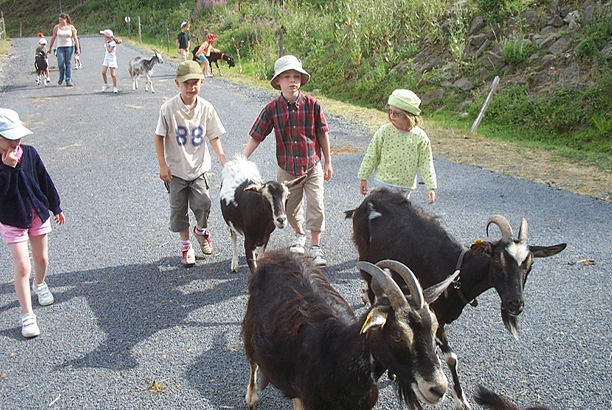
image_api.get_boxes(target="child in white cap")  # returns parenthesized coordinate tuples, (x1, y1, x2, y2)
(243, 55, 333, 267)
(176, 21, 190, 62)
(100, 29, 121, 93)
(0, 108, 66, 338)
(358, 89, 437, 204)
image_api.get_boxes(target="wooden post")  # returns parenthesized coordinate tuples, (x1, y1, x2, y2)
(138, 16, 142, 44)
(19, 21, 22, 37)
(278, 25, 286, 58)
(165, 21, 170, 53)
(471, 76, 500, 133)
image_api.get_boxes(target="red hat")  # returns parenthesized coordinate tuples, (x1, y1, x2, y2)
(38, 32, 44, 38)
(207, 33, 217, 42)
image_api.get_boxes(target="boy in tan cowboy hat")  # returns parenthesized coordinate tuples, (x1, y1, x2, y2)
(242, 55, 333, 267)
(154, 61, 227, 267)
(357, 88, 437, 204)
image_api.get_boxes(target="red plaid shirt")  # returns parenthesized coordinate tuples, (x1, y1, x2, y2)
(249, 92, 329, 177)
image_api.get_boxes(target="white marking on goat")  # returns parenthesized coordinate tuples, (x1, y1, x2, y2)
(220, 155, 263, 207)
(507, 242, 530, 265)
(367, 202, 382, 220)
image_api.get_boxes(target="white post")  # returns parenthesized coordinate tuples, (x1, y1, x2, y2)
(471, 75, 500, 133)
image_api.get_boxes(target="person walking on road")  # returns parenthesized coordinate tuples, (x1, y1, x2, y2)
(357, 89, 437, 204)
(47, 13, 79, 87)
(176, 21, 190, 62)
(0, 109, 66, 338)
(154, 61, 227, 267)
(242, 55, 333, 267)
(99, 29, 121, 93)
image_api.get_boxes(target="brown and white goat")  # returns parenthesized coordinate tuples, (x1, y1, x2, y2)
(242, 249, 460, 410)
(220, 155, 303, 273)
(347, 188, 566, 410)
(128, 50, 164, 93)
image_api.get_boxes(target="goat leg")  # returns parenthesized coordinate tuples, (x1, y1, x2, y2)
(292, 398, 304, 410)
(230, 230, 240, 272)
(437, 327, 472, 410)
(245, 361, 259, 409)
(245, 239, 257, 273)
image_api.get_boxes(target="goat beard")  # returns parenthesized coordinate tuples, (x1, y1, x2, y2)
(501, 307, 520, 340)
(396, 382, 423, 410)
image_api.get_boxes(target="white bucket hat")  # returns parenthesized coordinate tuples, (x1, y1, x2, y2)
(270, 55, 310, 90)
(0, 108, 33, 140)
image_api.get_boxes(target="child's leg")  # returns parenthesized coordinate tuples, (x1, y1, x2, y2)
(101, 65, 108, 84)
(277, 167, 305, 234)
(110, 67, 117, 87)
(189, 175, 212, 230)
(29, 234, 49, 287)
(302, 163, 326, 247)
(7, 241, 33, 314)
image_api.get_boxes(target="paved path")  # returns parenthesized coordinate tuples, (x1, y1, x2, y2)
(0, 36, 611, 409)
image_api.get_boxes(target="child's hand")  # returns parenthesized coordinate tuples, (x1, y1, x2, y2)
(360, 180, 368, 196)
(159, 165, 172, 182)
(427, 189, 436, 205)
(54, 212, 66, 225)
(1, 148, 19, 168)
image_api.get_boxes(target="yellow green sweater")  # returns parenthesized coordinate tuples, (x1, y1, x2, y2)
(357, 123, 437, 190)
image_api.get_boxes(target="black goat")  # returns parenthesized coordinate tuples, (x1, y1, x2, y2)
(220, 155, 303, 273)
(34, 50, 48, 86)
(128, 50, 164, 93)
(348, 188, 566, 410)
(474, 385, 552, 410)
(242, 249, 460, 410)
(191, 46, 235, 76)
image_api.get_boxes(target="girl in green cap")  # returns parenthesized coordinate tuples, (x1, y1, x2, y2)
(357, 89, 437, 204)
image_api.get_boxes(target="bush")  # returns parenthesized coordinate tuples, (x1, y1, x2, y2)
(500, 36, 536, 65)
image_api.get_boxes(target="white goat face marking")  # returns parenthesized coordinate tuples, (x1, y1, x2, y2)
(262, 184, 289, 229)
(507, 242, 529, 266)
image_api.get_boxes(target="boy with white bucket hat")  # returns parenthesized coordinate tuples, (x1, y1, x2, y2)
(243, 55, 333, 267)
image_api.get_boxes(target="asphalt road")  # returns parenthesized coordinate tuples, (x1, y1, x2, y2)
(1, 36, 611, 410)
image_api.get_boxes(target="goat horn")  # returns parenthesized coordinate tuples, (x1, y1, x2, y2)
(375, 259, 424, 310)
(486, 215, 513, 240)
(518, 218, 528, 243)
(357, 262, 409, 311)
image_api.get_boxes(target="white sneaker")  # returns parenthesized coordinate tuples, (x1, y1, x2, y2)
(21, 313, 40, 338)
(32, 282, 54, 306)
(113, 87, 118, 94)
(289, 233, 306, 254)
(310, 246, 327, 267)
(205, 73, 214, 78)
(181, 244, 196, 267)
(101, 84, 108, 92)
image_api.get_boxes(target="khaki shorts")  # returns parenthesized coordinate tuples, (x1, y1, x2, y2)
(168, 174, 211, 232)
(277, 163, 325, 232)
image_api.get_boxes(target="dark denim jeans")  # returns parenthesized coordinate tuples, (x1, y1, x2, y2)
(56, 46, 74, 84)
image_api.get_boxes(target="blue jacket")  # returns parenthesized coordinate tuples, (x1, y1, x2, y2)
(0, 145, 62, 229)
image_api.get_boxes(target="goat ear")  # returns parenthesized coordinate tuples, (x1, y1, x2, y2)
(423, 269, 460, 304)
(530, 243, 567, 258)
(360, 308, 387, 335)
(283, 175, 307, 189)
(470, 240, 493, 256)
(244, 183, 265, 193)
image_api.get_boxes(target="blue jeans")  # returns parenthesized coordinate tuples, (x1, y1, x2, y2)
(56, 46, 74, 84)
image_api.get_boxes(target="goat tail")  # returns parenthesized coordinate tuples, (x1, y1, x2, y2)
(474, 385, 521, 410)
(344, 209, 355, 219)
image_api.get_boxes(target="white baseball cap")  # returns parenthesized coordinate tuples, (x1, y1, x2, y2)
(100, 29, 113, 38)
(0, 108, 33, 140)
